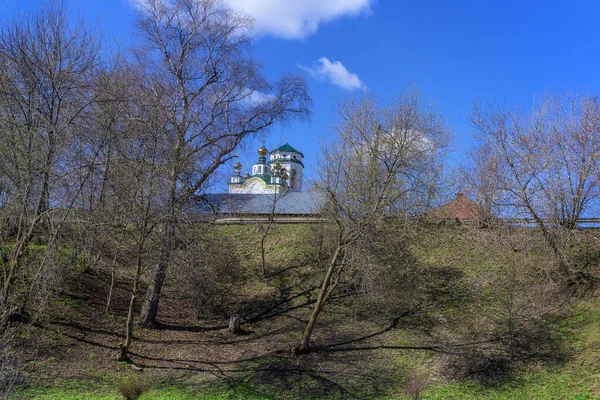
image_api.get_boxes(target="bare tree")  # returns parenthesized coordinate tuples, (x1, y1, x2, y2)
(299, 89, 451, 351)
(63, 57, 167, 361)
(541, 94, 600, 229)
(468, 93, 600, 276)
(133, 0, 311, 327)
(259, 180, 290, 277)
(114, 122, 163, 362)
(0, 0, 101, 329)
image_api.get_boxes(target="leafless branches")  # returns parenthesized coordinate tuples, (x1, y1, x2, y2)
(467, 93, 600, 276)
(0, 0, 102, 331)
(134, 0, 311, 327)
(299, 88, 452, 351)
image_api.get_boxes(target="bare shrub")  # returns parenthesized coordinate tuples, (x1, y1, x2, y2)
(437, 348, 511, 381)
(0, 333, 19, 398)
(172, 225, 245, 318)
(116, 375, 150, 400)
(405, 371, 427, 400)
(562, 230, 600, 291)
(434, 310, 511, 380)
(437, 307, 563, 381)
(345, 221, 429, 320)
(435, 225, 568, 380)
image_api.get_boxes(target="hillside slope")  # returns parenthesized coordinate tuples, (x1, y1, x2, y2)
(12, 224, 600, 399)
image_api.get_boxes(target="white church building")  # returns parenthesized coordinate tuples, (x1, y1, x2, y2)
(192, 143, 324, 222)
(228, 143, 304, 194)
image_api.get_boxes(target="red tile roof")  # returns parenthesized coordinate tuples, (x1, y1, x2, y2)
(432, 193, 483, 220)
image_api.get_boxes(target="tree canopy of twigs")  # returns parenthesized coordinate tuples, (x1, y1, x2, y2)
(132, 0, 311, 327)
(467, 93, 600, 277)
(299, 89, 452, 351)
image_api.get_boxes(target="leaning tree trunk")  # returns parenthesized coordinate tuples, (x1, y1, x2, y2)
(139, 220, 174, 328)
(139, 160, 179, 328)
(528, 207, 572, 277)
(118, 247, 144, 362)
(300, 242, 342, 351)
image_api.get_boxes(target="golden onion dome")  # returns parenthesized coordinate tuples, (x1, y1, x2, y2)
(233, 161, 242, 171)
(243, 171, 250, 178)
(273, 160, 282, 171)
(258, 145, 268, 156)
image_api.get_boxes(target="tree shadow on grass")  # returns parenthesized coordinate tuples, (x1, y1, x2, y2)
(125, 331, 404, 399)
(151, 284, 318, 335)
(219, 350, 401, 400)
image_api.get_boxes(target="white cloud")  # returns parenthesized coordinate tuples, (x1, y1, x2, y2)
(239, 88, 277, 106)
(247, 90, 276, 105)
(301, 57, 365, 91)
(223, 0, 374, 39)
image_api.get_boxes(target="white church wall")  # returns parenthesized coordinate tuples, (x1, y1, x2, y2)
(229, 177, 286, 195)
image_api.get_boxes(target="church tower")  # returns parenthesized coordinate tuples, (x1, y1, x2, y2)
(252, 145, 271, 177)
(268, 143, 304, 191)
(228, 143, 304, 194)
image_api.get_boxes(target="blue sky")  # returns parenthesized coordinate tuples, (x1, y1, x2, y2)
(3, 0, 600, 190)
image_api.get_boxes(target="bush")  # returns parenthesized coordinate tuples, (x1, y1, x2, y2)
(171, 225, 246, 318)
(0, 337, 19, 398)
(116, 375, 150, 400)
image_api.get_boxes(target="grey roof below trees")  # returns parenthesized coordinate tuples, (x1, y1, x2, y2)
(191, 192, 327, 216)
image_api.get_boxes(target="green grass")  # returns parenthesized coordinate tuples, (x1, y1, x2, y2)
(18, 382, 287, 400)
(19, 366, 600, 400)
(423, 367, 597, 399)
(19, 317, 600, 400)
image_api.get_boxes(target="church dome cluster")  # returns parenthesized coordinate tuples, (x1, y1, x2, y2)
(229, 143, 304, 194)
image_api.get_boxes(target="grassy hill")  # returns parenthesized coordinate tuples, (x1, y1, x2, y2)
(10, 223, 600, 399)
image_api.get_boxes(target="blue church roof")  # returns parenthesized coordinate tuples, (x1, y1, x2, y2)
(192, 191, 327, 215)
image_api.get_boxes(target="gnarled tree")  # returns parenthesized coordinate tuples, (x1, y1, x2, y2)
(300, 89, 451, 351)
(133, 0, 311, 327)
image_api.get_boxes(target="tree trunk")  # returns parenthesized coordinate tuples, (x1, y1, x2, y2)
(529, 209, 572, 276)
(300, 242, 342, 351)
(140, 159, 179, 328)
(36, 130, 55, 237)
(116, 344, 129, 362)
(118, 246, 144, 362)
(228, 314, 241, 335)
(260, 196, 277, 276)
(139, 228, 171, 328)
(105, 254, 117, 314)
